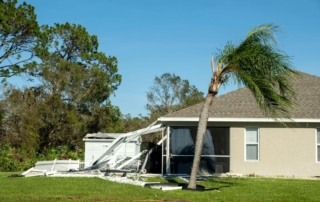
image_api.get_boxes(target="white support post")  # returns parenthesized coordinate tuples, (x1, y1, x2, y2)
(125, 142, 127, 157)
(51, 159, 57, 172)
(77, 159, 80, 170)
(166, 126, 170, 174)
(161, 128, 164, 176)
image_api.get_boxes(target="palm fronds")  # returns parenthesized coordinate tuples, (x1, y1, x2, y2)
(216, 24, 299, 119)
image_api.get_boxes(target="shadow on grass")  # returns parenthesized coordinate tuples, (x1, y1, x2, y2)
(157, 176, 237, 192)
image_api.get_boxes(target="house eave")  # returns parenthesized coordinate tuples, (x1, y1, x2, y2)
(157, 117, 320, 123)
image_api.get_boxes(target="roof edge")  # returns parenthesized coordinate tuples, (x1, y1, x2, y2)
(157, 117, 320, 123)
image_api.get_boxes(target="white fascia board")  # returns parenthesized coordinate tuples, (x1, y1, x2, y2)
(157, 117, 320, 123)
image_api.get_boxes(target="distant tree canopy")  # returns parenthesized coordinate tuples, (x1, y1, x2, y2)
(146, 73, 205, 120)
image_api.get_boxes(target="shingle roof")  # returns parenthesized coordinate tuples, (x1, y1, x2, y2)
(163, 72, 320, 119)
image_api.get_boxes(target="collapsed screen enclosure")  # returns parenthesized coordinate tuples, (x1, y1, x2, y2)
(169, 127, 230, 175)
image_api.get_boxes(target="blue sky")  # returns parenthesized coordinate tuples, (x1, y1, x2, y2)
(15, 0, 320, 117)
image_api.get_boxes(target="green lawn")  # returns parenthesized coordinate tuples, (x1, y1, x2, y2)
(1, 172, 319, 202)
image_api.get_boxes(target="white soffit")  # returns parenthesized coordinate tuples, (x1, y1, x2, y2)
(157, 117, 320, 123)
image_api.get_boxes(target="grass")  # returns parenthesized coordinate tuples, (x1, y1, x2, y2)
(1, 172, 320, 202)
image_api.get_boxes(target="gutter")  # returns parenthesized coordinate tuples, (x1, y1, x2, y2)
(157, 117, 320, 123)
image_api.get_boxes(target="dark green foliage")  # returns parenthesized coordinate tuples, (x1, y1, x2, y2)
(39, 22, 121, 93)
(86, 101, 123, 133)
(37, 145, 84, 161)
(120, 113, 151, 133)
(0, 144, 36, 171)
(0, 143, 84, 171)
(0, 0, 46, 77)
(1, 57, 123, 154)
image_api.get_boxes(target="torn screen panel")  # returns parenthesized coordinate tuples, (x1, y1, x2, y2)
(171, 128, 194, 155)
(201, 130, 215, 174)
(170, 128, 215, 175)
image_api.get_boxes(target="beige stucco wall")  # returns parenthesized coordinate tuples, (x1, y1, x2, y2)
(163, 121, 320, 177)
(168, 122, 320, 177)
(230, 123, 320, 177)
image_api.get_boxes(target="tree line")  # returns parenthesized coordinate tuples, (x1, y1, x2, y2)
(0, 0, 205, 171)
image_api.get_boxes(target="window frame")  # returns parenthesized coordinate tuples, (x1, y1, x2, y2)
(244, 126, 259, 162)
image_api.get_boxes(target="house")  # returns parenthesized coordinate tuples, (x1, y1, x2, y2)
(157, 72, 320, 177)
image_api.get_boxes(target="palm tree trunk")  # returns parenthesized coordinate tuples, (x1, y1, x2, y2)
(187, 93, 215, 189)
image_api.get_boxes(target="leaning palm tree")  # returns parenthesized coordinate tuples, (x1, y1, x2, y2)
(188, 24, 299, 189)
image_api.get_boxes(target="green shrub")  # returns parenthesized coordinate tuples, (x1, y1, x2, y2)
(0, 144, 83, 171)
(0, 156, 19, 172)
(66, 151, 77, 160)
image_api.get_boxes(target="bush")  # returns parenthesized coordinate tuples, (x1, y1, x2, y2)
(0, 144, 36, 171)
(0, 144, 84, 171)
(41, 145, 83, 160)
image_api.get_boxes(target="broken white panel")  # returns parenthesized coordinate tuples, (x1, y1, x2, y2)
(22, 168, 47, 177)
(161, 187, 183, 191)
(91, 122, 164, 166)
(116, 150, 148, 169)
(84, 138, 138, 168)
(23, 159, 80, 177)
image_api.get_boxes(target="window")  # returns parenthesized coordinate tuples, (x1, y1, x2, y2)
(317, 129, 320, 162)
(245, 127, 259, 161)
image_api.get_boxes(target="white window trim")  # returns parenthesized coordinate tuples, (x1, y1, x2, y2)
(244, 126, 259, 162)
(316, 128, 320, 163)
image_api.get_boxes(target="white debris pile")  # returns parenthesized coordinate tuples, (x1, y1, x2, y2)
(22, 159, 81, 177)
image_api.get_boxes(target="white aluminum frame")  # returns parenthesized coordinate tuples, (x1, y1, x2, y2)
(166, 126, 170, 174)
(91, 122, 163, 166)
(160, 129, 165, 175)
